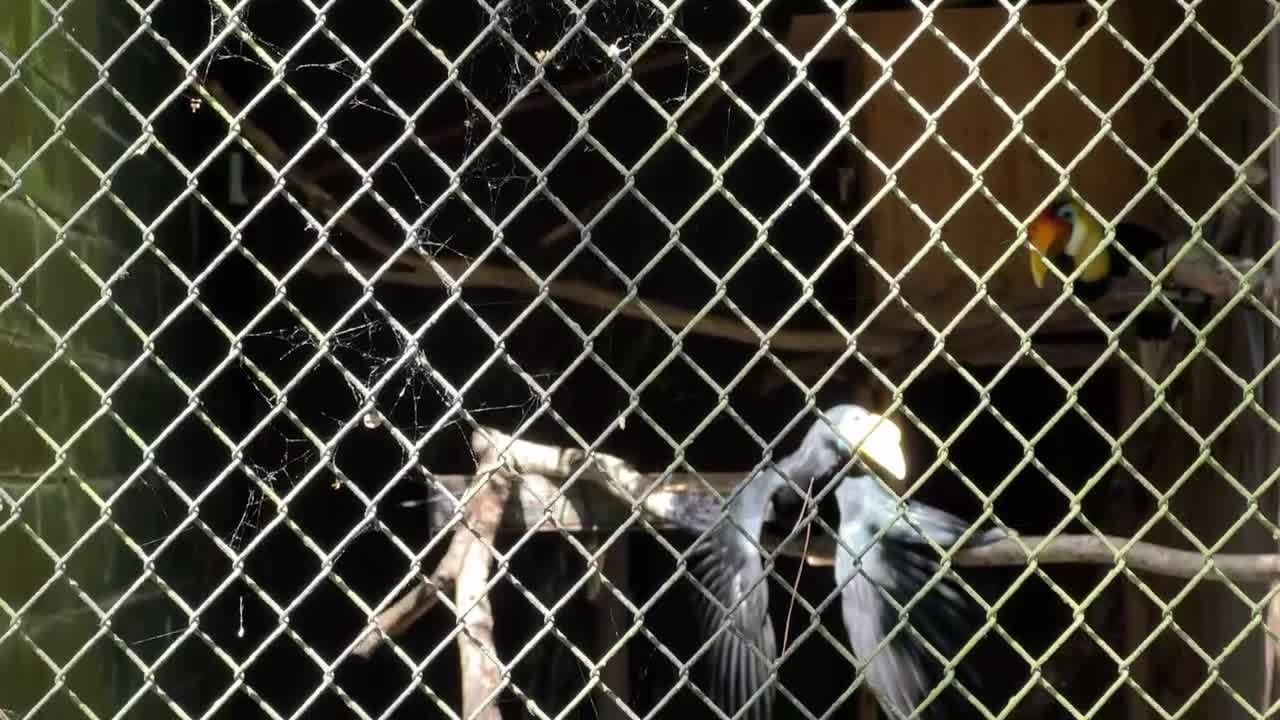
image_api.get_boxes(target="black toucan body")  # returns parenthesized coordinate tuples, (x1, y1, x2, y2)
(1027, 196, 1189, 340)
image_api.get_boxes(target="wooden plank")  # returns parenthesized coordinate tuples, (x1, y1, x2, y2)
(1130, 3, 1272, 718)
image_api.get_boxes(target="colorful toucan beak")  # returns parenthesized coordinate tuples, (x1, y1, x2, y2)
(1028, 214, 1070, 288)
(836, 412, 907, 481)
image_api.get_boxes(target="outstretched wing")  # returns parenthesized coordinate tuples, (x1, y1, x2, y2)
(838, 485, 1002, 719)
(894, 498, 1006, 550)
(689, 529, 778, 720)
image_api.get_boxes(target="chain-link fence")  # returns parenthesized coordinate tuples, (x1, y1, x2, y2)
(5, 1, 1280, 719)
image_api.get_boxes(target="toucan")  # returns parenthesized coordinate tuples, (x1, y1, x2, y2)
(1027, 196, 1169, 299)
(1026, 196, 1190, 340)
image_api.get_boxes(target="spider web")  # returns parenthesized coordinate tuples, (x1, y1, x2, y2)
(193, 4, 699, 704)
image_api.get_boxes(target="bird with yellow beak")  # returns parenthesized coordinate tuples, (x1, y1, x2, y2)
(1027, 196, 1166, 300)
(1026, 196, 1194, 340)
(674, 404, 911, 720)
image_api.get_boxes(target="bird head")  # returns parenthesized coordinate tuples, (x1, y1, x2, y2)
(1027, 196, 1108, 288)
(757, 407, 911, 530)
(825, 404, 907, 483)
(765, 405, 907, 525)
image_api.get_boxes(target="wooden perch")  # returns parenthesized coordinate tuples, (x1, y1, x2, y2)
(352, 427, 515, 720)
(419, 465, 1280, 584)
(423, 470, 743, 535)
(205, 79, 1278, 370)
(818, 533, 1280, 584)
(455, 435, 510, 720)
(1125, 237, 1280, 307)
(357, 423, 1280, 664)
(448, 427, 1280, 586)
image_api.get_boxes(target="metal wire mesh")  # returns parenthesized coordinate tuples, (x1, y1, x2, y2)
(4, 0, 1280, 719)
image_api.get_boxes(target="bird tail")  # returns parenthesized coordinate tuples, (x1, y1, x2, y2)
(874, 528, 1003, 718)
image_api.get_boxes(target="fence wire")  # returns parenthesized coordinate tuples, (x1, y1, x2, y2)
(3, 1, 1280, 719)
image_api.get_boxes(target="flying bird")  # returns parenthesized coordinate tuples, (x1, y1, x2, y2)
(673, 404, 908, 720)
(833, 464, 1005, 719)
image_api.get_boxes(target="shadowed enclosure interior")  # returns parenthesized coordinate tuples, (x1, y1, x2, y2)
(3, 1, 1280, 719)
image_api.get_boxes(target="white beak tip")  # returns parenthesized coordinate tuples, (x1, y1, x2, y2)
(878, 450, 908, 481)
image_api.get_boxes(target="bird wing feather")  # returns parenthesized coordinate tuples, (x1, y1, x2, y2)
(690, 527, 777, 720)
(837, 480, 1003, 719)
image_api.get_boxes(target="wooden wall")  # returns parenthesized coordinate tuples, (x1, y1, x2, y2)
(787, 0, 1260, 355)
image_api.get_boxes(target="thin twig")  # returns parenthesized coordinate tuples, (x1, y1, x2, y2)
(779, 474, 815, 652)
(202, 80, 406, 263)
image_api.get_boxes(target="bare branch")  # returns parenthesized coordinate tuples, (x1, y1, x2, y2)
(467, 424, 1280, 585)
(202, 80, 405, 263)
(455, 432, 512, 720)
(303, 254, 1112, 366)
(353, 430, 517, 681)
(952, 534, 1280, 583)
(305, 255, 915, 354)
(357, 421, 1280, 669)
(207, 83, 1271, 368)
(208, 79, 1278, 374)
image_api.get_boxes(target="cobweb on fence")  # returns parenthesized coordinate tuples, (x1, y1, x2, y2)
(199, 0, 699, 219)
(182, 3, 741, 713)
(197, 0, 715, 484)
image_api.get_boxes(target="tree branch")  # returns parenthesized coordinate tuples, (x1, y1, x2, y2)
(952, 534, 1280, 583)
(302, 253, 1132, 369)
(455, 432, 511, 720)
(351, 428, 515, 720)
(356, 423, 1280, 665)
(304, 255, 919, 354)
(447, 426, 1280, 586)
(207, 82, 1275, 369)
